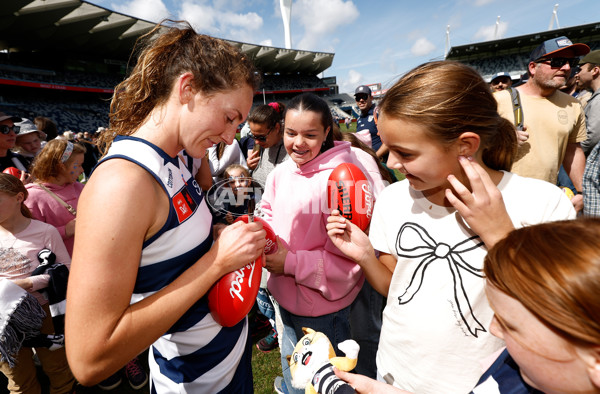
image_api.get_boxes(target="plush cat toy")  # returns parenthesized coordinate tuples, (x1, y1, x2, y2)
(287, 327, 359, 394)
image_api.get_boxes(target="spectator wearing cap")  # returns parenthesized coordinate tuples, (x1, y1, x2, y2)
(13, 118, 47, 170)
(578, 50, 600, 216)
(576, 50, 600, 156)
(354, 85, 388, 159)
(0, 112, 29, 175)
(494, 36, 590, 212)
(489, 71, 512, 92)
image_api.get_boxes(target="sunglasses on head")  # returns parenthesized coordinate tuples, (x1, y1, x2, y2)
(535, 57, 578, 69)
(0, 125, 20, 135)
(228, 175, 250, 182)
(355, 94, 369, 102)
(249, 127, 273, 142)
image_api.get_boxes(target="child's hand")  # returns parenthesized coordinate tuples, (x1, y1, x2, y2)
(66, 218, 77, 237)
(265, 236, 287, 274)
(326, 210, 374, 265)
(571, 193, 583, 213)
(445, 156, 514, 248)
(20, 170, 33, 185)
(333, 369, 412, 394)
(12, 278, 33, 292)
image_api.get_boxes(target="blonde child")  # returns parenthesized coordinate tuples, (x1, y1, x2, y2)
(326, 61, 576, 393)
(216, 163, 253, 224)
(25, 139, 85, 256)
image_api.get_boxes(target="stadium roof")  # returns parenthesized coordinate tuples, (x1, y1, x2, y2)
(0, 0, 334, 75)
(447, 21, 600, 60)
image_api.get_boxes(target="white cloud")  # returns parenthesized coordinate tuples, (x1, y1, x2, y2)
(178, 1, 263, 41)
(110, 0, 171, 22)
(411, 37, 436, 57)
(180, 3, 221, 33)
(294, 0, 359, 51)
(339, 69, 363, 94)
(260, 39, 273, 46)
(474, 0, 494, 5)
(221, 11, 263, 31)
(473, 21, 508, 41)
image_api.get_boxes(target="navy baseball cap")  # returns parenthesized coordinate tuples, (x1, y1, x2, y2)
(529, 36, 589, 62)
(490, 72, 511, 83)
(354, 85, 372, 96)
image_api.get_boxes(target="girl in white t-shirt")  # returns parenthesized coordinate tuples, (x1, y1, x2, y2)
(333, 219, 600, 394)
(326, 61, 576, 393)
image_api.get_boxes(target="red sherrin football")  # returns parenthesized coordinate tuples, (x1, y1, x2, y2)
(2, 167, 21, 178)
(327, 163, 373, 231)
(234, 215, 278, 255)
(208, 255, 263, 327)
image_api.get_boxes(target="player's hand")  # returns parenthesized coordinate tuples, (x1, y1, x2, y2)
(212, 221, 266, 274)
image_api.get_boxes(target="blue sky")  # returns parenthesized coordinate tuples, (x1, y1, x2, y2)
(86, 0, 600, 94)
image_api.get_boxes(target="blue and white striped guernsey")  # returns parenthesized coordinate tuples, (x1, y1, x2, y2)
(100, 135, 253, 393)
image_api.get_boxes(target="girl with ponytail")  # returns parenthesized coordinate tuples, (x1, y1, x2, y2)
(326, 61, 576, 393)
(66, 21, 265, 393)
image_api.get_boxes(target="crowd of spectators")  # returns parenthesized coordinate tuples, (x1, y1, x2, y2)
(2, 28, 600, 394)
(463, 39, 600, 82)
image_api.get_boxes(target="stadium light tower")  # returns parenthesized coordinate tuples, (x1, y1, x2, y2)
(280, 0, 292, 49)
(494, 16, 501, 40)
(548, 3, 560, 30)
(444, 25, 451, 58)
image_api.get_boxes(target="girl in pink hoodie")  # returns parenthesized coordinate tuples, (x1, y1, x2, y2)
(260, 93, 386, 394)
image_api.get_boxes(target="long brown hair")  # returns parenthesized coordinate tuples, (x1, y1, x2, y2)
(378, 61, 517, 171)
(484, 218, 600, 347)
(0, 173, 32, 218)
(99, 20, 259, 154)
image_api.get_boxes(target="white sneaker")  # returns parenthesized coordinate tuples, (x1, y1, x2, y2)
(274, 376, 288, 394)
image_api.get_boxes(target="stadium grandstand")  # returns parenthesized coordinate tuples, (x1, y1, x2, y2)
(446, 21, 600, 83)
(0, 0, 340, 133)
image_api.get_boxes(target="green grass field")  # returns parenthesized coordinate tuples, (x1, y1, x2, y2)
(251, 343, 282, 394)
